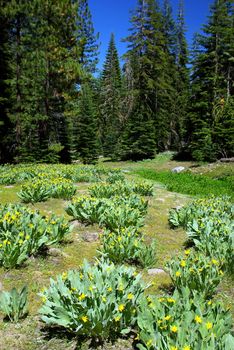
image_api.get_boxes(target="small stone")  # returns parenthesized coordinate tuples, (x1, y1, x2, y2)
(172, 205, 183, 211)
(148, 268, 166, 275)
(171, 166, 185, 173)
(70, 220, 82, 228)
(48, 247, 69, 258)
(4, 185, 14, 188)
(82, 232, 99, 242)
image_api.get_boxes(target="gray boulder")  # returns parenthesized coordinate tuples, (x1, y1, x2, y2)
(171, 166, 185, 173)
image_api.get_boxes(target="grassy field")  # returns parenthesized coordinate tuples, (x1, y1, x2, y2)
(0, 155, 233, 349)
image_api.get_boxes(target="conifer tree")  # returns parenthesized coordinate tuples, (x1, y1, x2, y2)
(0, 0, 13, 163)
(173, 0, 190, 150)
(73, 83, 99, 164)
(1, 0, 82, 163)
(121, 0, 174, 159)
(99, 33, 122, 159)
(190, 0, 234, 161)
(77, 0, 99, 73)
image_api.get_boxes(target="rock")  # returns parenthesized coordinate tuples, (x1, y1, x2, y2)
(70, 220, 82, 228)
(0, 281, 3, 291)
(48, 247, 69, 258)
(148, 268, 166, 275)
(220, 157, 234, 162)
(82, 232, 99, 242)
(172, 205, 183, 211)
(171, 166, 185, 173)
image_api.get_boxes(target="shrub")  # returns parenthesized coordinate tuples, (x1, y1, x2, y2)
(136, 287, 233, 350)
(168, 197, 233, 270)
(99, 228, 156, 268)
(65, 195, 147, 230)
(0, 204, 71, 268)
(18, 180, 51, 203)
(0, 286, 28, 322)
(165, 251, 223, 298)
(39, 259, 145, 340)
(89, 181, 153, 199)
(17, 178, 76, 203)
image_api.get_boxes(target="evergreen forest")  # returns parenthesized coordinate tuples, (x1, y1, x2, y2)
(0, 0, 233, 164)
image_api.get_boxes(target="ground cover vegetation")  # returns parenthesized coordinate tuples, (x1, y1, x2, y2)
(0, 0, 233, 165)
(0, 162, 233, 349)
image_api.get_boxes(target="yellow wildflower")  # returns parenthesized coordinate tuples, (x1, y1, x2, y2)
(206, 322, 213, 330)
(170, 325, 178, 333)
(81, 315, 88, 323)
(183, 346, 191, 350)
(127, 293, 134, 300)
(194, 315, 202, 324)
(78, 293, 86, 301)
(180, 260, 186, 267)
(146, 339, 152, 347)
(107, 287, 112, 292)
(114, 315, 121, 322)
(118, 304, 125, 312)
(175, 271, 181, 277)
(211, 259, 219, 265)
(167, 298, 176, 304)
(164, 315, 172, 321)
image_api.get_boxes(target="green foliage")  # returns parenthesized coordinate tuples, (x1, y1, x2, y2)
(189, 0, 234, 161)
(166, 251, 223, 298)
(66, 195, 147, 230)
(0, 204, 70, 268)
(106, 171, 125, 184)
(135, 169, 234, 199)
(89, 181, 153, 198)
(39, 259, 145, 339)
(99, 228, 156, 268)
(136, 287, 233, 350)
(17, 178, 77, 203)
(169, 197, 234, 270)
(71, 83, 99, 164)
(0, 286, 28, 322)
(99, 33, 122, 159)
(18, 180, 51, 203)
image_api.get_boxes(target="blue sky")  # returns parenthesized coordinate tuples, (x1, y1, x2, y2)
(89, 0, 214, 71)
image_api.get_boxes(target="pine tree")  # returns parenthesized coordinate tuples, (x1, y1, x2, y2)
(120, 0, 175, 159)
(77, 0, 99, 74)
(173, 0, 190, 150)
(0, 0, 13, 163)
(1, 0, 82, 163)
(73, 83, 99, 164)
(99, 33, 122, 159)
(190, 0, 234, 161)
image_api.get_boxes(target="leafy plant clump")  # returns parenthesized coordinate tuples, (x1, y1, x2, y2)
(0, 204, 71, 268)
(65, 195, 147, 230)
(17, 178, 77, 203)
(39, 259, 146, 340)
(169, 197, 234, 271)
(166, 251, 223, 298)
(89, 181, 153, 198)
(136, 287, 234, 350)
(0, 286, 28, 322)
(99, 228, 156, 268)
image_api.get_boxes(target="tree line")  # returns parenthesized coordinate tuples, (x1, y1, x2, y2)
(0, 0, 233, 164)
